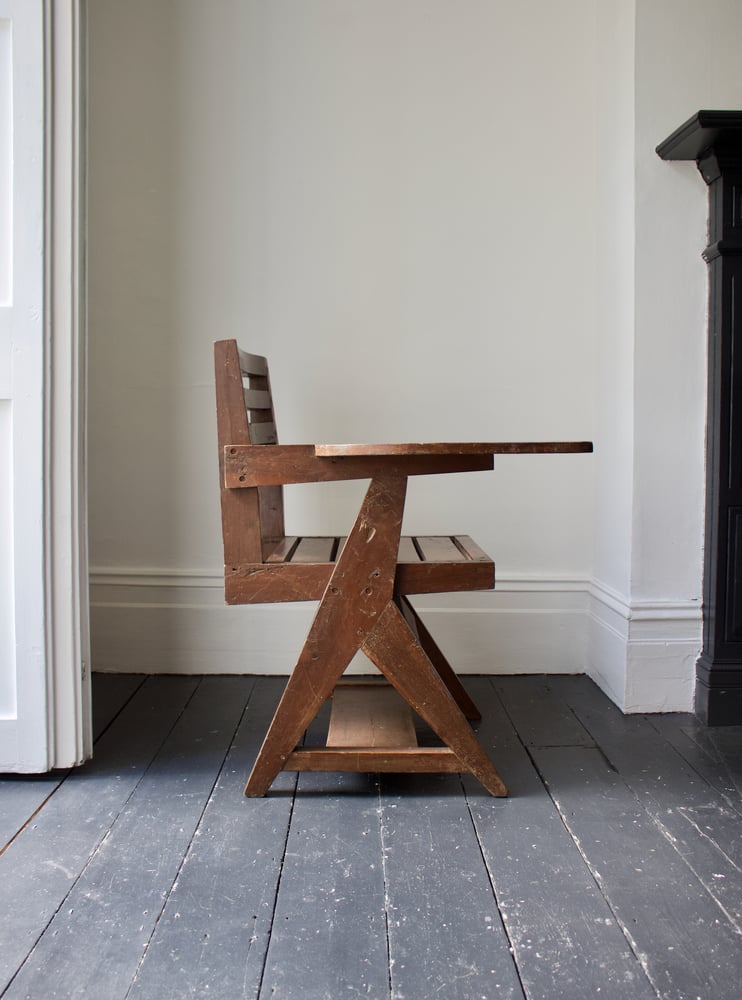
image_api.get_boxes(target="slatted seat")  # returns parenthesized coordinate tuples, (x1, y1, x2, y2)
(226, 534, 494, 604)
(215, 339, 592, 797)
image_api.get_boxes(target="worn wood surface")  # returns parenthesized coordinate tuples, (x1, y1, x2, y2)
(223, 444, 495, 487)
(463, 677, 657, 1000)
(126, 679, 297, 1000)
(215, 340, 593, 797)
(0, 675, 201, 994)
(314, 441, 594, 456)
(326, 684, 417, 748)
(379, 772, 525, 999)
(363, 603, 507, 797)
(3, 673, 742, 999)
(285, 747, 464, 772)
(396, 594, 481, 720)
(4, 677, 253, 1000)
(225, 534, 496, 605)
(243, 474, 408, 796)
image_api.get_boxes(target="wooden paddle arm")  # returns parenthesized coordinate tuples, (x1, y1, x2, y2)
(223, 441, 593, 489)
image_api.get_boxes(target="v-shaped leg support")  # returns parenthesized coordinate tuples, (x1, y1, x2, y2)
(244, 474, 407, 796)
(244, 472, 507, 798)
(395, 594, 482, 721)
(362, 603, 507, 796)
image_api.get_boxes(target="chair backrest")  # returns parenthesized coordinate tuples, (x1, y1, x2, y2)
(214, 340, 285, 564)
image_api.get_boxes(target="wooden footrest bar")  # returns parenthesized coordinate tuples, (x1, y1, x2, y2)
(284, 747, 464, 773)
(285, 681, 466, 775)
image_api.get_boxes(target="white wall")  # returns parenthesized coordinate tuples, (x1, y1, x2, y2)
(88, 0, 597, 678)
(87, 1, 740, 708)
(589, 0, 742, 713)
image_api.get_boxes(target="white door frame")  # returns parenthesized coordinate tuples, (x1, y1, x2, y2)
(0, 0, 89, 771)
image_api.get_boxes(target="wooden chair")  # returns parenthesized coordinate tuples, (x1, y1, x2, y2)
(215, 339, 592, 796)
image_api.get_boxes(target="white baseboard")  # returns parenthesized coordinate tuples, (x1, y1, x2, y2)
(588, 580, 702, 713)
(89, 567, 589, 677)
(89, 568, 703, 712)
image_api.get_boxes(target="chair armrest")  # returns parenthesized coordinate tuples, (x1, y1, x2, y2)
(314, 441, 594, 457)
(224, 441, 593, 488)
(223, 444, 496, 488)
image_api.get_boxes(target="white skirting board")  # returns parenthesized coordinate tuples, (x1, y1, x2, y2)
(588, 580, 702, 714)
(89, 569, 702, 712)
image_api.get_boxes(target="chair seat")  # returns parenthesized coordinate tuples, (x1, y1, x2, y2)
(224, 533, 495, 604)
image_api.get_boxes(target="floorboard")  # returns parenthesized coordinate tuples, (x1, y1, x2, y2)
(380, 770, 524, 1000)
(258, 770, 389, 1000)
(463, 678, 656, 1000)
(0, 676, 199, 996)
(126, 678, 295, 1000)
(2, 673, 742, 1000)
(532, 743, 742, 1000)
(0, 674, 141, 854)
(556, 675, 742, 932)
(4, 676, 252, 1000)
(648, 713, 742, 813)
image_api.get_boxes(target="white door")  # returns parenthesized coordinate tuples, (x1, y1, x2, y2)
(0, 0, 89, 771)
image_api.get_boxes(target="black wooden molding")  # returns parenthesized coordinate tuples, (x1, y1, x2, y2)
(658, 110, 742, 724)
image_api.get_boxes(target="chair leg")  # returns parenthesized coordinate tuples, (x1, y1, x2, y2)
(243, 634, 359, 796)
(395, 595, 482, 721)
(245, 473, 408, 796)
(363, 602, 507, 797)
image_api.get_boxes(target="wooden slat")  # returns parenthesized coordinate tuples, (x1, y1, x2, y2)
(315, 441, 594, 456)
(290, 537, 337, 563)
(452, 534, 492, 562)
(285, 747, 463, 772)
(265, 536, 300, 563)
(397, 536, 420, 562)
(414, 536, 467, 562)
(235, 346, 268, 376)
(243, 387, 272, 410)
(327, 684, 417, 748)
(248, 420, 278, 445)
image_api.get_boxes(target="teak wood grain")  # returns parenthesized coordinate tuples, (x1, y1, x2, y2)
(214, 338, 592, 797)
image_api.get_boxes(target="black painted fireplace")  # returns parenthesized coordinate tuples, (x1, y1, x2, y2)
(658, 110, 742, 724)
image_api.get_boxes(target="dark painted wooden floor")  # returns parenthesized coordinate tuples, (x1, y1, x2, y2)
(1, 674, 741, 1000)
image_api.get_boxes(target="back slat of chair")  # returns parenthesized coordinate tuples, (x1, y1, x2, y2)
(244, 388, 272, 410)
(248, 421, 279, 445)
(215, 340, 286, 564)
(236, 347, 269, 376)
